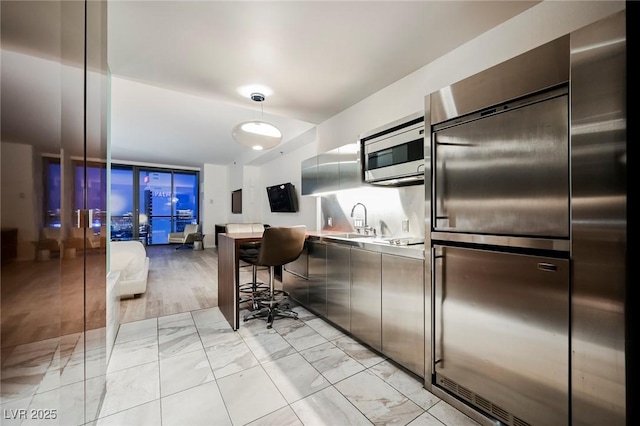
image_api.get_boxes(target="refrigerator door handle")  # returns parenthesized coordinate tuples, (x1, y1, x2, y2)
(433, 247, 444, 369)
(537, 262, 558, 272)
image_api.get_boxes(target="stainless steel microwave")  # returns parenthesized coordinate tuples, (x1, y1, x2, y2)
(360, 112, 425, 185)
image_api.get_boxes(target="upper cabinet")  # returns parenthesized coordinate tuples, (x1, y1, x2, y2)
(337, 144, 360, 190)
(301, 143, 362, 195)
(317, 150, 340, 193)
(301, 156, 319, 195)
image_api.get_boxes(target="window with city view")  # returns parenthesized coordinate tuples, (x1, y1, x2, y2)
(45, 159, 199, 245)
(43, 157, 61, 227)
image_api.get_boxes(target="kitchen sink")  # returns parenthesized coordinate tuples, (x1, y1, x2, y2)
(324, 232, 376, 240)
(323, 233, 425, 246)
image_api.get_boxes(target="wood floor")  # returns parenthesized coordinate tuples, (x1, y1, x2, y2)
(119, 245, 221, 323)
(0, 243, 267, 346)
(1, 250, 106, 348)
(119, 244, 274, 324)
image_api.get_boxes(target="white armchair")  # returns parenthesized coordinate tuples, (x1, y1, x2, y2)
(168, 224, 200, 249)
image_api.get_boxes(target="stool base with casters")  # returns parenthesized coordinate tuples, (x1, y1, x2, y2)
(238, 263, 270, 309)
(243, 265, 298, 328)
(239, 226, 306, 329)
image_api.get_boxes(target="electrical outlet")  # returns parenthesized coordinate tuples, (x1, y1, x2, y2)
(327, 217, 333, 227)
(402, 219, 409, 233)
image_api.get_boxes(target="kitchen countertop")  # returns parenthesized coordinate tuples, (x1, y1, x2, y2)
(306, 230, 425, 260)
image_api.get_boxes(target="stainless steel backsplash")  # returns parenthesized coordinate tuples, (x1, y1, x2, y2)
(319, 185, 425, 238)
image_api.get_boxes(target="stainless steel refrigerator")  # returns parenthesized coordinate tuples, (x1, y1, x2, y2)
(425, 10, 626, 426)
(431, 85, 572, 426)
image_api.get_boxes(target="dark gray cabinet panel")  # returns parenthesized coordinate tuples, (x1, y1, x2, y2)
(307, 241, 327, 316)
(326, 244, 350, 332)
(350, 248, 381, 351)
(381, 254, 424, 377)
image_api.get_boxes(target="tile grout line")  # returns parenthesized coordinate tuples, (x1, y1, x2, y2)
(105, 306, 439, 426)
(156, 316, 163, 426)
(189, 310, 235, 426)
(236, 312, 297, 424)
(240, 310, 379, 425)
(283, 311, 432, 425)
(286, 314, 378, 426)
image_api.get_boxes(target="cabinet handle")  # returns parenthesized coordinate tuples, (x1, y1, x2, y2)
(537, 262, 557, 272)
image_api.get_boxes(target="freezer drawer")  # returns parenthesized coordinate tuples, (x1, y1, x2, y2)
(433, 245, 569, 426)
(433, 90, 569, 238)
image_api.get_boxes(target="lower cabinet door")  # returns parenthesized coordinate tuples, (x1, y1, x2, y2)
(381, 254, 424, 377)
(283, 246, 308, 305)
(307, 241, 327, 316)
(326, 244, 350, 332)
(350, 248, 381, 351)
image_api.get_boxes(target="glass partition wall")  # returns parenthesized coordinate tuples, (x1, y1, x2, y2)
(1, 1, 108, 424)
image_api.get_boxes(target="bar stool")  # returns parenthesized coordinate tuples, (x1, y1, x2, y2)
(241, 225, 306, 328)
(225, 223, 269, 308)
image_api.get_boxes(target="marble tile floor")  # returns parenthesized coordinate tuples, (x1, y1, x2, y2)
(2, 306, 482, 426)
(0, 328, 108, 426)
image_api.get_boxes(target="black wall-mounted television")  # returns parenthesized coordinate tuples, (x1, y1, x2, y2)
(266, 183, 299, 213)
(231, 189, 242, 214)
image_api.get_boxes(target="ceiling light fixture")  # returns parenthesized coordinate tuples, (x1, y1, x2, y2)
(232, 92, 282, 151)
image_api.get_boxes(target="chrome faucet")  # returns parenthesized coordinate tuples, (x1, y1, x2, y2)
(350, 202, 375, 235)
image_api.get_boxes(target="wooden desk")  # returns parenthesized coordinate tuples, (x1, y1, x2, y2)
(218, 232, 263, 330)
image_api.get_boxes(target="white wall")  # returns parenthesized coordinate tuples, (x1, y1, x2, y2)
(202, 163, 229, 248)
(226, 160, 244, 223)
(241, 166, 261, 224)
(259, 142, 319, 230)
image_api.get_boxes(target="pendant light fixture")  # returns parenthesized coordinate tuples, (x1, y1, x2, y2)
(232, 92, 282, 151)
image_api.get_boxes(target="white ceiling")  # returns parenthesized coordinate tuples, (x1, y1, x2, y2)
(2, 1, 541, 168)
